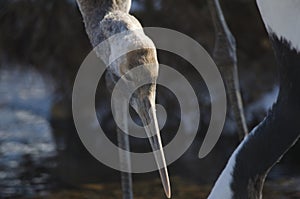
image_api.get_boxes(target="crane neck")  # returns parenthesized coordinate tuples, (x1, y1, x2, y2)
(208, 1, 300, 198)
(76, 0, 131, 47)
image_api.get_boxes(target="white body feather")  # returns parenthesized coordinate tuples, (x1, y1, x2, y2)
(257, 0, 300, 52)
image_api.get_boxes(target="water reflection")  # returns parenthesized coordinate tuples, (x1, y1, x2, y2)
(0, 68, 299, 198)
(0, 69, 56, 197)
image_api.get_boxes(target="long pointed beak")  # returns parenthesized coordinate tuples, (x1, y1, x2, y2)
(135, 97, 171, 198)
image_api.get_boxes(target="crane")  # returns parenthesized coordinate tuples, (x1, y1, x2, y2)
(75, 0, 171, 198)
(208, 0, 300, 198)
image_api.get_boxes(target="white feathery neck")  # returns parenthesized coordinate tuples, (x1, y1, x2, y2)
(207, 130, 254, 199)
(256, 0, 300, 52)
(207, 154, 235, 199)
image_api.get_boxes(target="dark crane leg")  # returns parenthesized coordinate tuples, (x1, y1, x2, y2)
(207, 0, 248, 140)
(115, 100, 133, 199)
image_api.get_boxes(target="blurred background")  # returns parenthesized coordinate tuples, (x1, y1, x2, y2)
(0, 0, 300, 198)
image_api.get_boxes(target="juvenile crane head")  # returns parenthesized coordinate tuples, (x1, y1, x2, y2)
(101, 11, 171, 198)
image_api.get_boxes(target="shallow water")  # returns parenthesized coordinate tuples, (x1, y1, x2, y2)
(36, 177, 300, 199)
(0, 69, 299, 198)
(0, 69, 56, 197)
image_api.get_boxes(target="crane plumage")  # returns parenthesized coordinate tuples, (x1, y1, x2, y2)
(208, 0, 300, 198)
(257, 0, 300, 52)
(75, 0, 171, 198)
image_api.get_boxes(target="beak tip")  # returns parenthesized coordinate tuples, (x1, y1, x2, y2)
(161, 172, 171, 198)
(166, 189, 171, 198)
